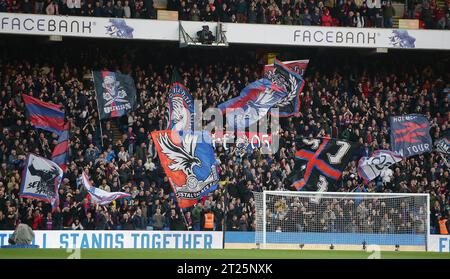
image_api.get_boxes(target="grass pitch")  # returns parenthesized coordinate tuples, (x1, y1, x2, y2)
(0, 249, 449, 259)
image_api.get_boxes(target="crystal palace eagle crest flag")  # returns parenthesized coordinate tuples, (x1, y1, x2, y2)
(93, 71, 137, 120)
(289, 138, 358, 192)
(152, 130, 219, 208)
(390, 114, 432, 157)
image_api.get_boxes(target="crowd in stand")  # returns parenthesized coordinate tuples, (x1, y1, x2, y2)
(0, 0, 449, 29)
(0, 41, 448, 234)
(265, 195, 428, 234)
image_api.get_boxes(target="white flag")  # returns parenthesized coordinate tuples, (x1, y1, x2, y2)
(81, 172, 131, 205)
(357, 150, 402, 183)
(20, 153, 63, 210)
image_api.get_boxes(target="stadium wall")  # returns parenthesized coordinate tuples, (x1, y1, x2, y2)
(1, 13, 449, 50)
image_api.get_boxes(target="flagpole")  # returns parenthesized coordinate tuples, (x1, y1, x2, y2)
(99, 119, 104, 148)
(222, 184, 228, 249)
(180, 208, 190, 231)
(92, 71, 104, 148)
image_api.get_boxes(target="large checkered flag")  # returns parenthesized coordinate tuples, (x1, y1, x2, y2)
(288, 137, 359, 193)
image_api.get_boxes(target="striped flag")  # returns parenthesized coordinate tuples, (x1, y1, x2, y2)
(357, 150, 402, 184)
(22, 94, 65, 135)
(81, 172, 131, 205)
(51, 123, 69, 172)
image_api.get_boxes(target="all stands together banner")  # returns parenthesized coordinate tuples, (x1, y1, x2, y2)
(0, 230, 447, 252)
(0, 13, 449, 50)
(0, 230, 223, 249)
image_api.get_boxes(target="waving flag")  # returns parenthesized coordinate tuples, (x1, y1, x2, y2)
(20, 154, 63, 210)
(81, 172, 131, 205)
(51, 123, 70, 172)
(289, 138, 358, 192)
(22, 94, 65, 135)
(434, 133, 450, 155)
(390, 114, 432, 157)
(152, 130, 219, 208)
(266, 59, 305, 117)
(167, 81, 194, 131)
(93, 71, 137, 120)
(218, 78, 285, 129)
(357, 150, 402, 184)
(264, 59, 309, 76)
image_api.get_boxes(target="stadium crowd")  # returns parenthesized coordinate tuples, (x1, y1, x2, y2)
(265, 195, 429, 234)
(0, 42, 448, 235)
(0, 0, 449, 29)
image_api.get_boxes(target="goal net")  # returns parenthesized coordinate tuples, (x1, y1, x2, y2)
(254, 191, 429, 251)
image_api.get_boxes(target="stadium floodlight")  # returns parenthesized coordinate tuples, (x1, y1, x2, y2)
(255, 191, 430, 251)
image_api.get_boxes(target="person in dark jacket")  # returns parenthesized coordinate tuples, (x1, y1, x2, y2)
(121, 212, 135, 230)
(302, 8, 312, 25)
(83, 212, 96, 230)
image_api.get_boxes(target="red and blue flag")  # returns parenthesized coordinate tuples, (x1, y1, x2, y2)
(218, 78, 284, 129)
(390, 114, 432, 157)
(51, 123, 70, 172)
(152, 130, 219, 208)
(22, 94, 65, 136)
(289, 138, 358, 192)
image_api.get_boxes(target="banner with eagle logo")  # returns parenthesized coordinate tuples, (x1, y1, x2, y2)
(167, 82, 195, 131)
(218, 59, 305, 129)
(151, 130, 219, 208)
(20, 154, 63, 210)
(218, 78, 285, 129)
(93, 71, 137, 120)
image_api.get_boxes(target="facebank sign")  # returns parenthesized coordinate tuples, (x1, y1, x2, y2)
(0, 13, 178, 41)
(0, 230, 223, 249)
(223, 23, 450, 50)
(1, 13, 449, 50)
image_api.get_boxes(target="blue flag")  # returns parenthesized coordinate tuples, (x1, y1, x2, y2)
(390, 114, 432, 157)
(218, 78, 285, 129)
(167, 82, 195, 131)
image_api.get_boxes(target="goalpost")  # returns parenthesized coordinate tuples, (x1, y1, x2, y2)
(254, 191, 430, 251)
